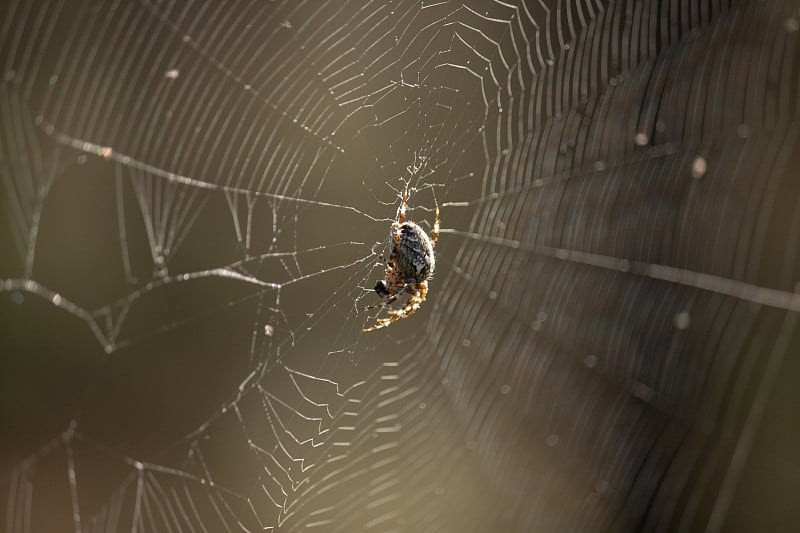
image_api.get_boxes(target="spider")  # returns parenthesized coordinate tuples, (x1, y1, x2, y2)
(363, 186, 440, 332)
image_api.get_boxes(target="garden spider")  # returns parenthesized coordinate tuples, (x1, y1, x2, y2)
(363, 186, 440, 332)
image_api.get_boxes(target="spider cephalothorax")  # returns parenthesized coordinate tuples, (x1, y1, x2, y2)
(363, 187, 439, 332)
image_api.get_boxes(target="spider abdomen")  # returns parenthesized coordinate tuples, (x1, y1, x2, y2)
(393, 221, 435, 281)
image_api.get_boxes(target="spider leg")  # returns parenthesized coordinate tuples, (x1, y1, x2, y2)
(430, 190, 440, 245)
(363, 294, 398, 310)
(363, 309, 407, 332)
(387, 283, 427, 318)
(362, 283, 427, 332)
(362, 320, 392, 333)
(363, 282, 407, 310)
(397, 186, 409, 225)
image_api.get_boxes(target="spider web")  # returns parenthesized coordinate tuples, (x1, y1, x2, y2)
(2, 0, 800, 531)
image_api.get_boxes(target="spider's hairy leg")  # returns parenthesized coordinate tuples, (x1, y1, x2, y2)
(362, 283, 425, 332)
(363, 307, 406, 332)
(363, 285, 427, 332)
(363, 320, 392, 332)
(387, 282, 427, 319)
(397, 186, 409, 225)
(364, 294, 398, 310)
(430, 194, 440, 245)
(364, 284, 407, 311)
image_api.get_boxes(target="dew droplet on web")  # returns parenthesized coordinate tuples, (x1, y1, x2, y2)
(164, 69, 179, 79)
(264, 324, 275, 336)
(691, 156, 707, 179)
(584, 354, 598, 368)
(634, 132, 649, 146)
(674, 311, 691, 330)
(631, 382, 655, 402)
(737, 123, 751, 138)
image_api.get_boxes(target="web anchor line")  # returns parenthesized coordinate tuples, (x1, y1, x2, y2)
(442, 229, 800, 313)
(34, 119, 380, 221)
